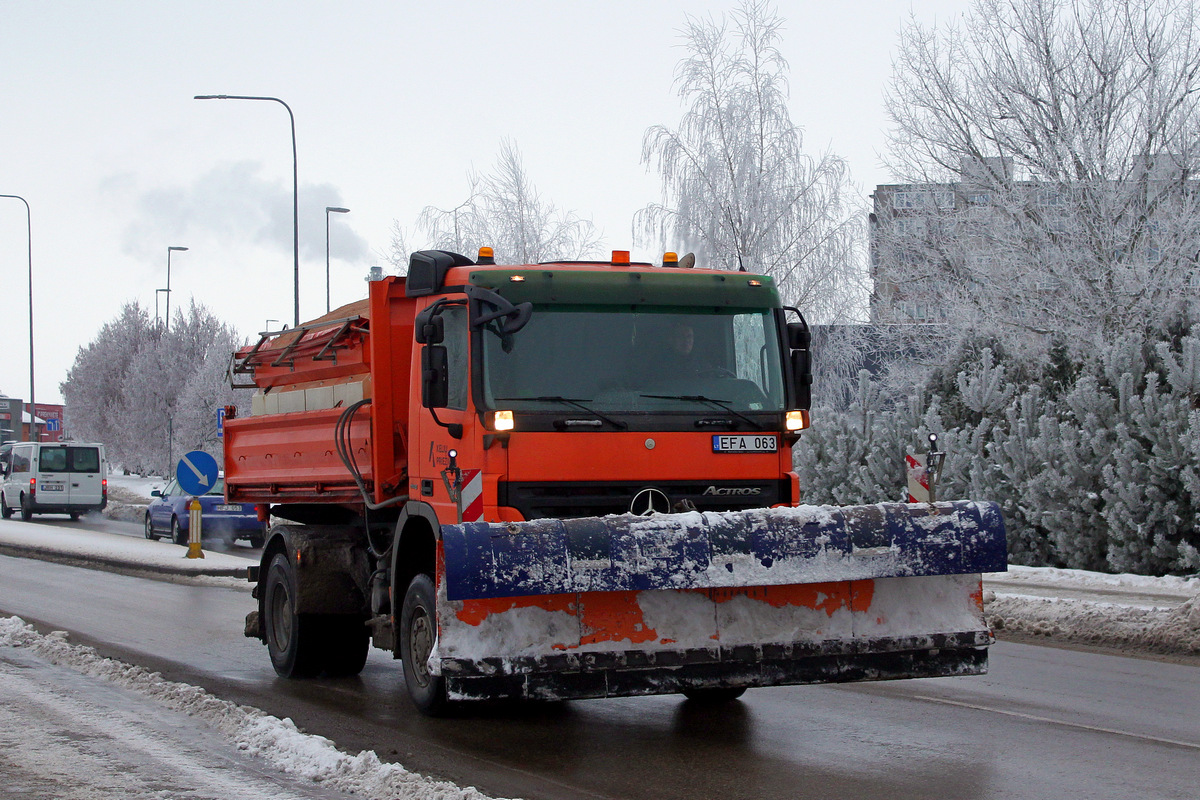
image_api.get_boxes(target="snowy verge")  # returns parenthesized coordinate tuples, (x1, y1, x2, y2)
(0, 615, 512, 800)
(985, 593, 1200, 657)
(0, 517, 250, 577)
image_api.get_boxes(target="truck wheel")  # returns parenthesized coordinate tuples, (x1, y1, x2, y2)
(20, 494, 33, 521)
(0, 493, 11, 519)
(171, 517, 186, 546)
(263, 552, 321, 678)
(320, 619, 370, 677)
(400, 573, 447, 715)
(681, 687, 747, 703)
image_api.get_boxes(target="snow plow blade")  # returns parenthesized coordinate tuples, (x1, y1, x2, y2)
(441, 501, 1006, 600)
(434, 502, 1006, 702)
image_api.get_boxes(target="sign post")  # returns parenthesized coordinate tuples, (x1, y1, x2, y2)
(176, 450, 219, 559)
(187, 498, 204, 559)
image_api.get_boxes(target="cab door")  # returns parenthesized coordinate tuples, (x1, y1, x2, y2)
(411, 302, 479, 525)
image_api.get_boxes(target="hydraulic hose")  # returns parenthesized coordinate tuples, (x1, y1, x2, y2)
(334, 398, 408, 559)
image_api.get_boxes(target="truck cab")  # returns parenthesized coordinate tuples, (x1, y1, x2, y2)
(407, 250, 810, 528)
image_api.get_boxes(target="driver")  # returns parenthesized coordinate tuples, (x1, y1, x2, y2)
(668, 321, 709, 374)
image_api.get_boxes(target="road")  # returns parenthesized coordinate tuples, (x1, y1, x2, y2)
(2, 553, 1198, 800)
(32, 510, 262, 555)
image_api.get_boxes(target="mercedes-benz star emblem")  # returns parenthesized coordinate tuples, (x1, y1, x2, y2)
(630, 487, 672, 516)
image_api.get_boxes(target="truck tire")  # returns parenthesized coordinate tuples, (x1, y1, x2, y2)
(681, 687, 747, 703)
(20, 494, 33, 521)
(319, 618, 370, 678)
(0, 493, 11, 519)
(400, 573, 447, 715)
(263, 552, 322, 678)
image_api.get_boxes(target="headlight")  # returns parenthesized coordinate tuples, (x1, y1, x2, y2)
(493, 410, 515, 431)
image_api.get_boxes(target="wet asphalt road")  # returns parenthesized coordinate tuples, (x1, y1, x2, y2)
(1, 552, 1198, 800)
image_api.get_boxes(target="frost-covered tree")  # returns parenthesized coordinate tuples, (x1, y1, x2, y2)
(880, 0, 1200, 355)
(411, 139, 603, 264)
(638, 0, 867, 322)
(173, 324, 251, 459)
(60, 302, 157, 467)
(60, 300, 247, 474)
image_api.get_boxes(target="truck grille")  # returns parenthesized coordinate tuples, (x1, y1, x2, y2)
(498, 480, 789, 520)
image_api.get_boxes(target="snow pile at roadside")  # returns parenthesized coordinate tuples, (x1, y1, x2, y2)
(984, 566, 1200, 657)
(0, 616, 513, 800)
(104, 473, 162, 522)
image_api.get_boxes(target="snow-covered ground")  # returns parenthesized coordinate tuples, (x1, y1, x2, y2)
(985, 565, 1200, 658)
(0, 616, 509, 800)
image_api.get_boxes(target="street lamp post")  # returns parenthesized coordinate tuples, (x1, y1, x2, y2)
(165, 246, 188, 333)
(195, 94, 300, 327)
(0, 194, 34, 440)
(155, 288, 169, 329)
(325, 206, 349, 313)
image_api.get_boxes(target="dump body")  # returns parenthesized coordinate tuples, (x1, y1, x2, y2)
(226, 250, 1005, 708)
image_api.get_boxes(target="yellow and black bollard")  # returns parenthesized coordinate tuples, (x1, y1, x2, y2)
(185, 497, 204, 559)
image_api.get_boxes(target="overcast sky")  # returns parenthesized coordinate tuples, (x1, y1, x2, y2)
(0, 0, 970, 405)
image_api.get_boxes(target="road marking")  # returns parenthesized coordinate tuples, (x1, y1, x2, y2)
(911, 694, 1200, 751)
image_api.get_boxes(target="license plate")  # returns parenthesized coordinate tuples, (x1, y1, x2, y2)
(40, 484, 64, 492)
(214, 504, 241, 512)
(712, 435, 777, 453)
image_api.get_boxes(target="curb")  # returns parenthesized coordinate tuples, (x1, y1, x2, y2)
(0, 542, 249, 579)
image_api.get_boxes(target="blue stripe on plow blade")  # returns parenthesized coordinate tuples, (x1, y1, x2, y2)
(441, 500, 1007, 601)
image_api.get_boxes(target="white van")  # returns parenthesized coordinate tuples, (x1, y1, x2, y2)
(0, 441, 108, 521)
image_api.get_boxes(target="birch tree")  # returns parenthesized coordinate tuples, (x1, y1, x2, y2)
(638, 0, 867, 323)
(880, 0, 1200, 355)
(414, 139, 603, 264)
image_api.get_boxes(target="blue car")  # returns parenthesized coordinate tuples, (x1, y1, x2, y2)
(144, 476, 266, 547)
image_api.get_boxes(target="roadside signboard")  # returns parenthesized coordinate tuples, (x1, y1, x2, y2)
(176, 450, 219, 496)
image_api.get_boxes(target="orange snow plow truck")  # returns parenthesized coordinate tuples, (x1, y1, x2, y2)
(226, 248, 1006, 714)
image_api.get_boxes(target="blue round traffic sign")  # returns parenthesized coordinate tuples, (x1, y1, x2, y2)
(176, 450, 219, 496)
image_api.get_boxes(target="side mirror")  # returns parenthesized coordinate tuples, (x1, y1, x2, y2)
(151, 489, 162, 498)
(421, 345, 450, 408)
(787, 320, 810, 350)
(791, 349, 812, 410)
(414, 306, 445, 344)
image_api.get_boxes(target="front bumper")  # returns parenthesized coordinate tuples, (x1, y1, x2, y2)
(443, 630, 991, 701)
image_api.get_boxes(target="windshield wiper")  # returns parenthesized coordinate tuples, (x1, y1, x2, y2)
(496, 396, 628, 430)
(640, 394, 764, 431)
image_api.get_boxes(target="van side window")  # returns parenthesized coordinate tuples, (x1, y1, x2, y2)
(12, 446, 32, 473)
(39, 448, 68, 472)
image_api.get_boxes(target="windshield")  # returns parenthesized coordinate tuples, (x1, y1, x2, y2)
(481, 306, 785, 413)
